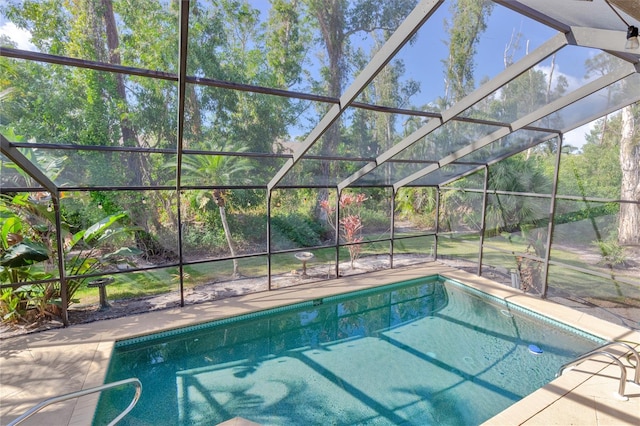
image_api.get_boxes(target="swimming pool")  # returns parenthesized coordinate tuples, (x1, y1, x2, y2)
(94, 275, 602, 425)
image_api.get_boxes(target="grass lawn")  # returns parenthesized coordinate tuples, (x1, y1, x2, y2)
(72, 235, 638, 306)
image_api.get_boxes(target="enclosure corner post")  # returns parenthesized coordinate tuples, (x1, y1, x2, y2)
(434, 187, 440, 261)
(335, 187, 341, 278)
(175, 0, 190, 307)
(390, 186, 396, 269)
(267, 189, 272, 291)
(477, 165, 489, 276)
(542, 132, 563, 298)
(53, 193, 68, 326)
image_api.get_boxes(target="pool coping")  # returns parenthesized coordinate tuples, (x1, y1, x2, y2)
(1, 262, 638, 425)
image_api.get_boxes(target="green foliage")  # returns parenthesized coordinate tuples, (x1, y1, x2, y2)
(265, 0, 306, 87)
(0, 240, 49, 268)
(0, 287, 24, 323)
(0, 284, 56, 324)
(65, 212, 143, 287)
(0, 194, 141, 324)
(554, 203, 618, 226)
(271, 213, 324, 249)
(395, 187, 437, 229)
(359, 209, 389, 231)
(480, 155, 551, 237)
(558, 118, 623, 199)
(445, 170, 485, 190)
(593, 238, 627, 267)
(232, 214, 267, 247)
(488, 155, 550, 193)
(443, 0, 494, 104)
(178, 144, 253, 187)
(182, 226, 227, 254)
(226, 190, 265, 213)
(0, 207, 53, 289)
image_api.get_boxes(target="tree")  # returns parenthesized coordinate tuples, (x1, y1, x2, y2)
(346, 30, 420, 181)
(442, 0, 494, 105)
(561, 120, 622, 200)
(584, 53, 640, 246)
(485, 155, 550, 241)
(414, 0, 494, 170)
(3, 0, 181, 262)
(618, 104, 640, 246)
(304, 0, 417, 191)
(186, 0, 305, 154)
(178, 144, 253, 277)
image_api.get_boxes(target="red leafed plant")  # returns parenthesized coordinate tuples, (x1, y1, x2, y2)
(320, 193, 368, 269)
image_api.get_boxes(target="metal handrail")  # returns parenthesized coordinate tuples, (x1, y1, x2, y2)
(7, 377, 142, 426)
(598, 341, 640, 384)
(556, 351, 628, 399)
(559, 341, 640, 384)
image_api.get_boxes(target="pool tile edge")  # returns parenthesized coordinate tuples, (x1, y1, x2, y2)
(1, 262, 638, 426)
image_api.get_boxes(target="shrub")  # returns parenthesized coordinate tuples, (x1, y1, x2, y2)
(271, 214, 323, 249)
(1, 194, 142, 324)
(359, 209, 390, 231)
(233, 214, 267, 245)
(593, 238, 627, 267)
(321, 193, 368, 268)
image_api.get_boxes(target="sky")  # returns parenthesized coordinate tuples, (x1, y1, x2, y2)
(0, 1, 602, 149)
(0, 21, 34, 50)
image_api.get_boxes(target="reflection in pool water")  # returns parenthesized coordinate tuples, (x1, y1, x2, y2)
(95, 276, 600, 425)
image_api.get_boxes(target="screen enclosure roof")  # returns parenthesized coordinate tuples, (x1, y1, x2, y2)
(1, 0, 639, 194)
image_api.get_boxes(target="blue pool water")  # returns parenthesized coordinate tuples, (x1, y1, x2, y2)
(95, 276, 602, 425)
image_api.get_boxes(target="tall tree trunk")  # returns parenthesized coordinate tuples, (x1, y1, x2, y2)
(316, 0, 345, 158)
(186, 85, 202, 146)
(618, 105, 640, 246)
(101, 0, 145, 186)
(219, 206, 240, 277)
(309, 0, 345, 215)
(99, 0, 163, 258)
(445, 0, 493, 104)
(213, 189, 239, 277)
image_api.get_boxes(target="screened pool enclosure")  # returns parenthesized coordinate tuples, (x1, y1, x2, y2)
(1, 0, 639, 329)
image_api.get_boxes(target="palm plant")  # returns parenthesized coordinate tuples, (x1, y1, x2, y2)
(485, 156, 550, 248)
(176, 143, 253, 277)
(395, 187, 438, 229)
(486, 156, 551, 292)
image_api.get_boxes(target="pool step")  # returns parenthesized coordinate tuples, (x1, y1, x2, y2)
(217, 416, 261, 426)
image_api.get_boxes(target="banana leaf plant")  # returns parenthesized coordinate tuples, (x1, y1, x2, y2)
(1, 193, 143, 322)
(61, 212, 143, 312)
(0, 235, 53, 323)
(0, 205, 51, 281)
(1, 204, 54, 322)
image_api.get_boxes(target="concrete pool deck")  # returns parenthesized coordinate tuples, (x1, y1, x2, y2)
(1, 262, 638, 425)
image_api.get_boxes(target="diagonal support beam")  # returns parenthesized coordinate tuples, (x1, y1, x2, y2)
(337, 32, 569, 191)
(570, 26, 640, 57)
(393, 62, 638, 191)
(437, 85, 640, 188)
(267, 0, 444, 191)
(1, 134, 58, 195)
